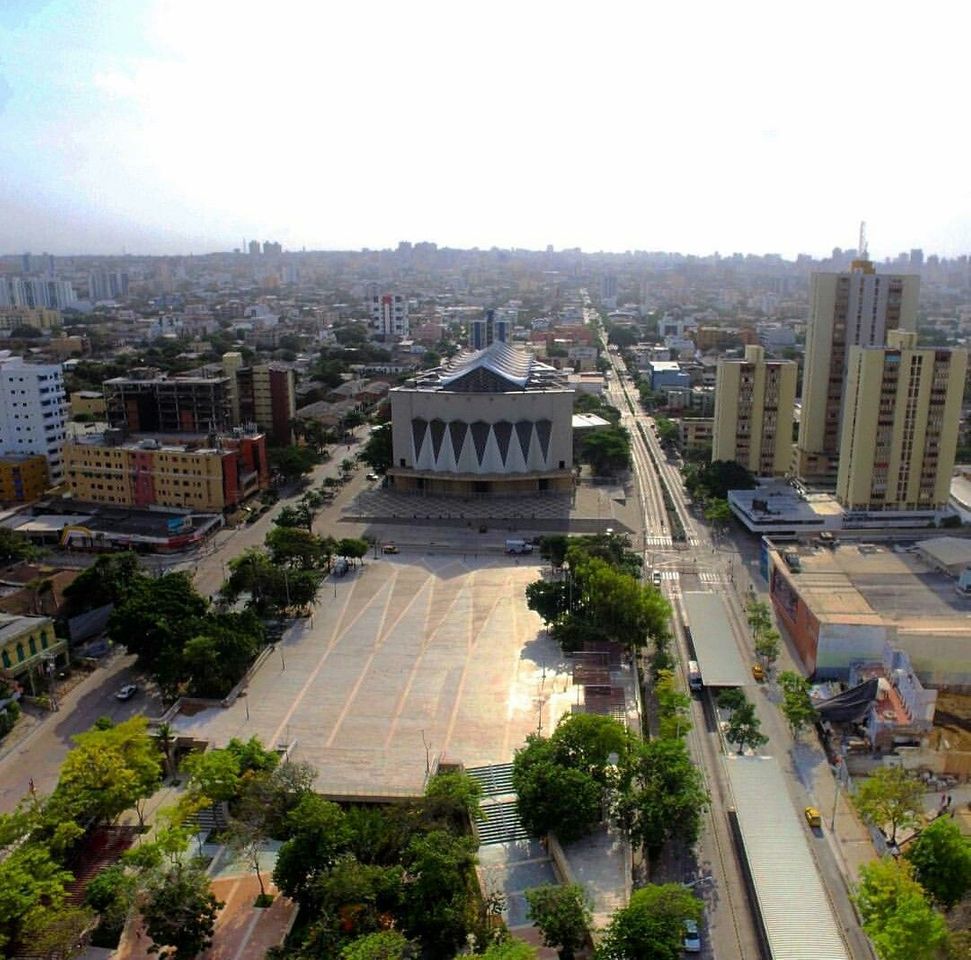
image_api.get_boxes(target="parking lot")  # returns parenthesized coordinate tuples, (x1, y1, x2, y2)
(171, 555, 578, 799)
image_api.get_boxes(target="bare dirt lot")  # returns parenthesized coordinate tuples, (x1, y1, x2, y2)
(932, 691, 971, 752)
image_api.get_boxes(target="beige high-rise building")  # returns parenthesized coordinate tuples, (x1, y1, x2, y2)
(795, 259, 919, 485)
(712, 345, 796, 476)
(836, 330, 966, 513)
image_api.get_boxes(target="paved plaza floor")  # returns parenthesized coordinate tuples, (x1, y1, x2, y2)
(172, 556, 578, 799)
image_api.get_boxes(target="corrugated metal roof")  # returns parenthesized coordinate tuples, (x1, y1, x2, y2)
(725, 756, 850, 960)
(681, 591, 750, 687)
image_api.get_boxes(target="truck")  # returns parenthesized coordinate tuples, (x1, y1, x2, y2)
(505, 539, 533, 555)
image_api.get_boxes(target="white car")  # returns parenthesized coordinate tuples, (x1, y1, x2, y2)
(366, 473, 380, 481)
(652, 570, 663, 587)
(683, 919, 701, 953)
(115, 683, 139, 701)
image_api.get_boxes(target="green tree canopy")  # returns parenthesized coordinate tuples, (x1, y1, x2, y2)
(724, 701, 768, 755)
(0, 527, 40, 566)
(63, 551, 144, 615)
(904, 816, 971, 908)
(683, 459, 756, 502)
(524, 883, 591, 960)
(853, 857, 948, 960)
(615, 738, 709, 856)
(361, 424, 392, 473)
(341, 930, 416, 960)
(0, 844, 74, 954)
(597, 883, 703, 960)
(854, 766, 925, 844)
(265, 525, 329, 569)
(777, 671, 816, 738)
(270, 444, 319, 483)
(140, 860, 223, 960)
(580, 426, 632, 475)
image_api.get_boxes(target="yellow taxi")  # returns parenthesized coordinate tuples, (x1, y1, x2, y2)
(751, 662, 765, 682)
(804, 806, 822, 829)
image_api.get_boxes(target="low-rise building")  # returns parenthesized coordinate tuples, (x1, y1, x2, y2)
(0, 454, 49, 502)
(0, 613, 68, 684)
(679, 418, 714, 456)
(69, 390, 108, 419)
(646, 360, 690, 392)
(63, 431, 268, 513)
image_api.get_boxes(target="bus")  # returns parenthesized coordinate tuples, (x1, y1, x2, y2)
(687, 660, 703, 692)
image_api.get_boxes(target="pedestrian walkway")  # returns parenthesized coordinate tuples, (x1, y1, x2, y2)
(467, 763, 531, 844)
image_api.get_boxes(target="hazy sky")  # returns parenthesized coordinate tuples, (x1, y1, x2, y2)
(1, 0, 969, 259)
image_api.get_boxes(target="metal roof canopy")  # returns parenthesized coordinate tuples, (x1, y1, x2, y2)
(726, 756, 850, 960)
(681, 591, 750, 687)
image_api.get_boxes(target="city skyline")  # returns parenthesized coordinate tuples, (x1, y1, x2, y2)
(2, 1, 970, 258)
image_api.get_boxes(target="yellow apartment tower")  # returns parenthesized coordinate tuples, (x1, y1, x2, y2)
(795, 258, 919, 485)
(712, 345, 796, 476)
(836, 330, 967, 513)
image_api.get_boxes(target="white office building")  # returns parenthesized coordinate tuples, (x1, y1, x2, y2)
(0, 354, 68, 483)
(0, 277, 78, 310)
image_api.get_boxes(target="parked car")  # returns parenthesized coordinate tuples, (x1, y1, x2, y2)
(115, 684, 139, 701)
(804, 806, 822, 829)
(683, 918, 701, 953)
(752, 662, 765, 682)
(382, 543, 399, 554)
(366, 473, 380, 481)
(652, 570, 663, 587)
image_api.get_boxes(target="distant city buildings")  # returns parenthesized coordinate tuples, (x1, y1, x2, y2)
(468, 309, 512, 350)
(0, 354, 67, 484)
(88, 268, 129, 302)
(713, 345, 796, 477)
(0, 276, 77, 310)
(0, 454, 49, 503)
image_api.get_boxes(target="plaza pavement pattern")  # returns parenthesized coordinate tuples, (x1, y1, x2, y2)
(172, 556, 578, 800)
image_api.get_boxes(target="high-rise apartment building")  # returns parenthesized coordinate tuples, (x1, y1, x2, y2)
(470, 309, 514, 350)
(0, 277, 77, 310)
(0, 354, 68, 483)
(794, 259, 918, 485)
(712, 345, 796, 476)
(836, 330, 966, 514)
(371, 293, 409, 339)
(88, 269, 129, 302)
(221, 353, 296, 445)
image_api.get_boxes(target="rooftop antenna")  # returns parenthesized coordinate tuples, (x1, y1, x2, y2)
(858, 220, 868, 259)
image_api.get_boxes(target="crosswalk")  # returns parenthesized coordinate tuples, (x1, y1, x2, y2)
(645, 535, 702, 547)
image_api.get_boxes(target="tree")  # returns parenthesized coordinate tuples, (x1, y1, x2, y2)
(777, 671, 816, 738)
(0, 845, 74, 954)
(905, 816, 971, 908)
(273, 794, 350, 906)
(597, 883, 703, 960)
(854, 766, 925, 845)
(754, 627, 781, 668)
(140, 860, 223, 960)
(275, 502, 314, 532)
(512, 736, 603, 843)
(481, 939, 538, 960)
(525, 579, 567, 627)
(225, 812, 271, 904)
(524, 883, 591, 960)
(654, 417, 680, 447)
(341, 931, 416, 960)
(654, 669, 692, 740)
(266, 525, 327, 569)
(423, 770, 483, 829)
(614, 738, 709, 856)
(549, 713, 632, 782)
(183, 748, 241, 806)
(682, 460, 756, 502)
(703, 498, 732, 529)
(853, 857, 948, 960)
(0, 527, 39, 568)
(745, 598, 772, 639)
(85, 864, 135, 940)
(21, 904, 94, 960)
(580, 426, 632, 475)
(400, 830, 477, 957)
(63, 551, 144, 615)
(339, 537, 370, 565)
(269, 444, 319, 483)
(57, 717, 162, 826)
(724, 701, 768, 755)
(361, 424, 392, 473)
(716, 687, 747, 712)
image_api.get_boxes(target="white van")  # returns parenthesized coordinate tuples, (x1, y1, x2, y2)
(505, 539, 533, 555)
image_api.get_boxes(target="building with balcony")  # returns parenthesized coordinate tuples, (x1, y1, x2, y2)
(0, 353, 68, 483)
(0, 454, 49, 503)
(836, 330, 966, 516)
(0, 613, 68, 685)
(713, 345, 796, 476)
(794, 259, 918, 485)
(63, 431, 268, 513)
